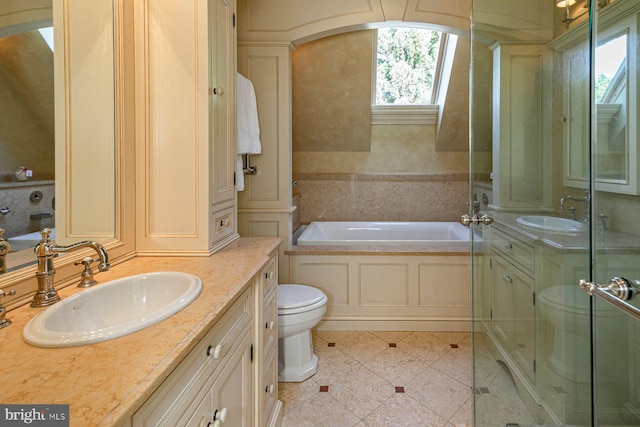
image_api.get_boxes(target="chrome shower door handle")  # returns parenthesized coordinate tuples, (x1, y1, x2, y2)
(460, 214, 494, 226)
(580, 277, 640, 321)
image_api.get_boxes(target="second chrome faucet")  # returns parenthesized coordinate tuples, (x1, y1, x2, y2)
(31, 228, 110, 308)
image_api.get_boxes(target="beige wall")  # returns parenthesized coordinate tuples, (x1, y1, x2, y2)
(291, 30, 469, 223)
(0, 31, 54, 181)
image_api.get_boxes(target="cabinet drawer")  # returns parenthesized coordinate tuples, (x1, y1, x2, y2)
(211, 206, 235, 247)
(262, 290, 277, 352)
(492, 228, 535, 274)
(262, 346, 278, 423)
(261, 257, 277, 294)
(133, 288, 252, 427)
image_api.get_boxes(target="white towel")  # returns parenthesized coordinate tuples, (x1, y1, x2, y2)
(237, 73, 261, 154)
(236, 73, 261, 191)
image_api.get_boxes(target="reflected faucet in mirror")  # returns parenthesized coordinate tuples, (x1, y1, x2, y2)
(560, 189, 590, 222)
(0, 229, 9, 273)
(31, 228, 110, 308)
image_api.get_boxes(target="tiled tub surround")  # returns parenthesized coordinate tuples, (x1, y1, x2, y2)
(0, 181, 55, 239)
(0, 237, 280, 426)
(292, 174, 468, 225)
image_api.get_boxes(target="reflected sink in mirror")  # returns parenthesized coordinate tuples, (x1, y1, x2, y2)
(23, 271, 202, 348)
(516, 215, 588, 233)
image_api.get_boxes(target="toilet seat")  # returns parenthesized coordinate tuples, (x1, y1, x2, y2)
(278, 284, 327, 315)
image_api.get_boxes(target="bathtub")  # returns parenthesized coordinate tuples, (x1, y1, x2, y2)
(7, 228, 56, 252)
(296, 221, 469, 246)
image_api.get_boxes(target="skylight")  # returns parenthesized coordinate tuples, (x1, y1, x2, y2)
(374, 27, 442, 105)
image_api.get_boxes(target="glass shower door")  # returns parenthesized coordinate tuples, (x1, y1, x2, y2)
(588, 1, 640, 425)
(470, 0, 640, 425)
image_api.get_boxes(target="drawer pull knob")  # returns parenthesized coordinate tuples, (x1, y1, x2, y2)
(207, 343, 223, 359)
(504, 243, 513, 250)
(502, 274, 513, 284)
(266, 384, 275, 394)
(214, 407, 228, 422)
(265, 270, 274, 280)
(266, 320, 275, 330)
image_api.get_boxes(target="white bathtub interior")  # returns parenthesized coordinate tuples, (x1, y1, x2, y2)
(7, 228, 56, 252)
(296, 221, 469, 246)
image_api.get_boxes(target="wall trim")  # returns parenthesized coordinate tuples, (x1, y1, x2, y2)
(292, 172, 468, 181)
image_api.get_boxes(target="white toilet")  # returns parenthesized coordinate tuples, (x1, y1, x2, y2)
(277, 284, 328, 382)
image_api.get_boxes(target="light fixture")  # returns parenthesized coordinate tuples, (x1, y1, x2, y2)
(557, 0, 588, 29)
(556, 0, 576, 7)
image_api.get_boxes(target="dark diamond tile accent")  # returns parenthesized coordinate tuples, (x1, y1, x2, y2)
(328, 342, 336, 347)
(479, 387, 490, 394)
(395, 386, 405, 393)
(450, 344, 459, 348)
(553, 386, 566, 394)
(389, 343, 397, 348)
(319, 385, 329, 392)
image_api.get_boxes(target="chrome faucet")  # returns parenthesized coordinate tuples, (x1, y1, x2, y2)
(31, 228, 110, 308)
(559, 189, 590, 222)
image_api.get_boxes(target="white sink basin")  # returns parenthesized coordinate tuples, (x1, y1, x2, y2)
(23, 271, 202, 348)
(516, 215, 588, 233)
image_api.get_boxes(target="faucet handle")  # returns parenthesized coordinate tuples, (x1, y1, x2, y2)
(0, 289, 17, 329)
(75, 257, 98, 288)
(39, 228, 53, 242)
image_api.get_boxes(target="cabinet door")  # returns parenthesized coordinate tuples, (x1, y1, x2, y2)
(211, 331, 253, 427)
(210, 0, 237, 208)
(513, 268, 536, 382)
(491, 254, 514, 348)
(184, 390, 213, 427)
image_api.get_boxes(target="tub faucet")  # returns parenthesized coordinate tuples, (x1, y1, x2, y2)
(31, 228, 110, 308)
(559, 189, 590, 222)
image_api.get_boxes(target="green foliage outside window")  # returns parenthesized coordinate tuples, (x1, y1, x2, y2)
(376, 27, 441, 105)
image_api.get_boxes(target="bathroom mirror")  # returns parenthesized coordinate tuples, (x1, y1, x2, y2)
(594, 30, 627, 183)
(0, 0, 117, 273)
(561, 7, 638, 195)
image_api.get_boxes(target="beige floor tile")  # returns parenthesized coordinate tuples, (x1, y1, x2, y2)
(281, 391, 361, 427)
(397, 332, 452, 365)
(405, 366, 472, 420)
(326, 365, 395, 419)
(313, 330, 356, 343)
(335, 331, 389, 363)
(363, 393, 450, 427)
(279, 377, 319, 414)
(369, 330, 412, 343)
(363, 347, 428, 386)
(431, 346, 472, 387)
(312, 345, 360, 386)
(449, 396, 473, 426)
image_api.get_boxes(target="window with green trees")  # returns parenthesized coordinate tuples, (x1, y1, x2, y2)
(375, 27, 442, 105)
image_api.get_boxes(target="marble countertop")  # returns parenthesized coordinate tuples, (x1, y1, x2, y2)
(489, 211, 640, 252)
(0, 237, 281, 426)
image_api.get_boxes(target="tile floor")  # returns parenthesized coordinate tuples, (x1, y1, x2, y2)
(278, 330, 475, 427)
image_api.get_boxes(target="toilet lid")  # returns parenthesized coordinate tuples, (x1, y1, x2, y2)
(278, 284, 325, 309)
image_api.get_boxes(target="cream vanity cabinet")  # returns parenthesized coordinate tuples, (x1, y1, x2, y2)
(254, 257, 282, 427)
(551, 1, 640, 195)
(489, 42, 553, 211)
(134, 0, 239, 255)
(490, 227, 537, 384)
(132, 255, 282, 427)
(132, 288, 253, 426)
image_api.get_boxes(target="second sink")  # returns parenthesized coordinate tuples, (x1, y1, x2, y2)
(517, 215, 588, 233)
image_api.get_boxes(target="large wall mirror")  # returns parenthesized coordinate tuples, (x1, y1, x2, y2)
(0, 0, 117, 274)
(557, 2, 639, 195)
